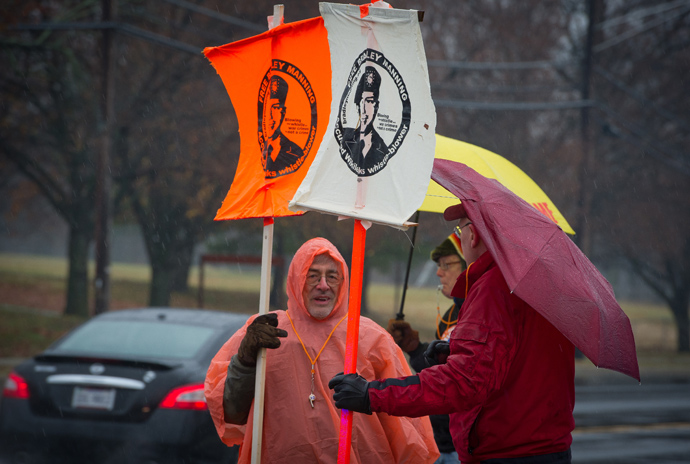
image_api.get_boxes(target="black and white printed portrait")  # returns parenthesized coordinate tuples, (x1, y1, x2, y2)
(340, 66, 387, 172)
(335, 49, 411, 177)
(262, 75, 305, 174)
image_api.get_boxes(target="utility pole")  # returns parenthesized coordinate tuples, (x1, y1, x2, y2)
(94, 0, 116, 314)
(576, 0, 602, 256)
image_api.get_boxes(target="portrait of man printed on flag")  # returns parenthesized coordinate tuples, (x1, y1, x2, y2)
(335, 49, 412, 178)
(338, 66, 386, 173)
(261, 75, 305, 176)
(258, 60, 318, 179)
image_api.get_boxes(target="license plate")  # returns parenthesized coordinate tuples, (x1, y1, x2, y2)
(71, 386, 116, 410)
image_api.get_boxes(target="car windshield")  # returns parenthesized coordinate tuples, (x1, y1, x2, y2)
(54, 320, 216, 360)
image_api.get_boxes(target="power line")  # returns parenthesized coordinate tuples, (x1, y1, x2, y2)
(427, 59, 571, 71)
(594, 65, 689, 129)
(431, 82, 574, 94)
(595, 0, 690, 30)
(594, 3, 690, 53)
(434, 99, 594, 111)
(13, 21, 202, 55)
(595, 103, 690, 175)
(119, 22, 201, 54)
(160, 0, 264, 32)
(434, 94, 689, 176)
(11, 0, 269, 55)
(121, 7, 237, 46)
(592, 113, 690, 176)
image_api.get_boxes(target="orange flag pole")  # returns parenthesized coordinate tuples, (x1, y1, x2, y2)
(337, 219, 367, 464)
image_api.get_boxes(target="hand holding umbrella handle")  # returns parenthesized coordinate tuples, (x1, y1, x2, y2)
(387, 319, 420, 353)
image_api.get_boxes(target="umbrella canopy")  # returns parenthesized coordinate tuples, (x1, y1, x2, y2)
(421, 135, 575, 235)
(396, 134, 574, 319)
(432, 159, 640, 381)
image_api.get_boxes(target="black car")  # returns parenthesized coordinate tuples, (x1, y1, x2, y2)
(0, 308, 248, 464)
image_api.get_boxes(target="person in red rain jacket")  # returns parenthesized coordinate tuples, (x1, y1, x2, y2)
(330, 206, 576, 464)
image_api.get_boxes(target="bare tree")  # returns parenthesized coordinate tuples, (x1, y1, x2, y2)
(587, 0, 690, 350)
(0, 0, 103, 316)
(110, 0, 246, 306)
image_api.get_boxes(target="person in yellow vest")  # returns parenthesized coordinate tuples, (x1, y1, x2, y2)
(387, 231, 466, 463)
(205, 237, 439, 464)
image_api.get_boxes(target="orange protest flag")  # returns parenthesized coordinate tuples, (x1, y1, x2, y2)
(205, 17, 331, 220)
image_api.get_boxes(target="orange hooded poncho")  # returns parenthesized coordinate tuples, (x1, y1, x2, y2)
(205, 237, 439, 463)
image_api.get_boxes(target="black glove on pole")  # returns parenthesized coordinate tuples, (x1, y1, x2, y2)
(423, 339, 450, 367)
(328, 372, 372, 415)
(237, 313, 288, 367)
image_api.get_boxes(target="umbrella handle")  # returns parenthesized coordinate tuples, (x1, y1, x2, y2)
(396, 210, 420, 321)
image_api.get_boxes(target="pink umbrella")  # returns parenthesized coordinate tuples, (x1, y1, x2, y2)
(432, 159, 640, 381)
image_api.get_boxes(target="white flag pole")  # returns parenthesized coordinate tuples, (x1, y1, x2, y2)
(251, 217, 274, 464)
(251, 8, 283, 464)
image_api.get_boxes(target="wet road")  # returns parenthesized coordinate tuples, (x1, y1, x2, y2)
(572, 383, 690, 463)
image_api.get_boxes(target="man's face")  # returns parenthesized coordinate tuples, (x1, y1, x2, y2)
(456, 219, 478, 265)
(358, 91, 378, 132)
(265, 98, 285, 138)
(302, 254, 343, 319)
(436, 254, 464, 299)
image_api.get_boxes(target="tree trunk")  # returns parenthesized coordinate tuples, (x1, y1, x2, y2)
(149, 236, 196, 306)
(172, 243, 193, 292)
(671, 294, 690, 353)
(64, 226, 90, 317)
(149, 260, 174, 307)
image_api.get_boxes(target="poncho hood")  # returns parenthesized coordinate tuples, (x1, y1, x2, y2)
(286, 237, 349, 325)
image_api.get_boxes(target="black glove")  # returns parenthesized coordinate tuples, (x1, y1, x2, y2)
(237, 313, 288, 367)
(328, 372, 372, 415)
(423, 339, 450, 367)
(386, 319, 420, 353)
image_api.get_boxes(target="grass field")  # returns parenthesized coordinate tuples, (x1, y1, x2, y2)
(0, 252, 684, 379)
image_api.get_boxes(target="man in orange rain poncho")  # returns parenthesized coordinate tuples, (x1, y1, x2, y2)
(205, 237, 439, 464)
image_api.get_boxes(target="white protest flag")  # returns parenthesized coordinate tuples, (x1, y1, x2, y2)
(289, 2, 436, 229)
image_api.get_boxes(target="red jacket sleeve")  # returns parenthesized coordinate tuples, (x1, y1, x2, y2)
(368, 265, 519, 418)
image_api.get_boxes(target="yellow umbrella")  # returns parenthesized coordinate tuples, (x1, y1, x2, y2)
(420, 134, 575, 235)
(396, 134, 574, 319)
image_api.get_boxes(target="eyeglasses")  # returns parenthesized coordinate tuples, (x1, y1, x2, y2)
(305, 272, 342, 287)
(454, 222, 473, 238)
(437, 260, 463, 271)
